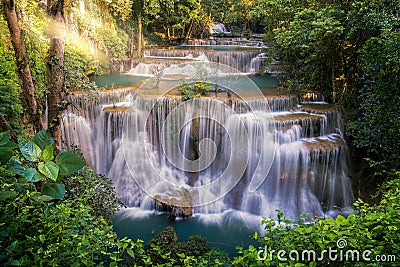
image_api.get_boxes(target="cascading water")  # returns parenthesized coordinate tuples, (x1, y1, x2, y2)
(62, 43, 354, 252)
(63, 61, 353, 224)
(144, 49, 264, 73)
(124, 47, 271, 75)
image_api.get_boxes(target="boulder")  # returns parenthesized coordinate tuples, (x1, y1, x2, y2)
(154, 189, 195, 217)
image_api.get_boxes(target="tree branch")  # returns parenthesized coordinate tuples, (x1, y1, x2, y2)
(0, 113, 18, 143)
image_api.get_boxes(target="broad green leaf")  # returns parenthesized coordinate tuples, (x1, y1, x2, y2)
(19, 139, 42, 162)
(0, 131, 10, 142)
(0, 147, 14, 164)
(8, 158, 26, 176)
(0, 131, 18, 149)
(55, 151, 86, 176)
(0, 131, 18, 164)
(24, 168, 45, 182)
(38, 162, 59, 181)
(0, 190, 16, 201)
(41, 182, 65, 200)
(127, 249, 135, 258)
(40, 144, 54, 162)
(32, 130, 55, 150)
(36, 195, 55, 202)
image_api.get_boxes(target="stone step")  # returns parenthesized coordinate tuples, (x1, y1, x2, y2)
(273, 112, 327, 139)
(302, 134, 344, 152)
(298, 102, 336, 114)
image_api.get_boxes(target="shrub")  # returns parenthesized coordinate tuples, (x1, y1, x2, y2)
(64, 167, 124, 221)
(0, 130, 123, 266)
(346, 31, 400, 175)
(0, 193, 116, 266)
(178, 81, 212, 101)
(147, 226, 212, 266)
(232, 174, 400, 266)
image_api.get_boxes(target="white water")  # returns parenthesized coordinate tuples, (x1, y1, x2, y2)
(63, 45, 353, 225)
(63, 85, 353, 221)
(129, 49, 270, 74)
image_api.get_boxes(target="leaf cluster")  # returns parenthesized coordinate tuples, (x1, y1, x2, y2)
(178, 81, 212, 101)
(232, 174, 400, 266)
(1, 130, 86, 200)
(0, 130, 124, 266)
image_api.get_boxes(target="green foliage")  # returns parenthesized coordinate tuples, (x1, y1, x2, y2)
(0, 19, 22, 131)
(18, 0, 49, 102)
(63, 45, 101, 92)
(272, 6, 344, 99)
(252, 0, 309, 37)
(68, 0, 129, 63)
(346, 31, 400, 172)
(2, 130, 85, 200)
(145, 226, 212, 266)
(0, 191, 117, 266)
(0, 132, 18, 164)
(232, 175, 400, 266)
(0, 130, 125, 266)
(178, 81, 212, 101)
(96, 25, 130, 63)
(64, 167, 124, 221)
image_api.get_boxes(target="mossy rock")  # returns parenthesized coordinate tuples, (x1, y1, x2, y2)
(149, 226, 178, 247)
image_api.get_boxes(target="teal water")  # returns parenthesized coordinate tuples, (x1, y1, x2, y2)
(113, 209, 260, 256)
(92, 73, 278, 94)
(249, 75, 278, 93)
(91, 73, 146, 89)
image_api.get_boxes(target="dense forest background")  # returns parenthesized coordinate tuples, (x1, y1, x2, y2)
(0, 0, 399, 266)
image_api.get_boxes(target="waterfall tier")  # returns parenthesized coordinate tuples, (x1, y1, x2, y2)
(122, 47, 272, 75)
(62, 82, 353, 220)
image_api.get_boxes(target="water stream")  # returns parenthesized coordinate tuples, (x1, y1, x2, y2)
(63, 45, 353, 253)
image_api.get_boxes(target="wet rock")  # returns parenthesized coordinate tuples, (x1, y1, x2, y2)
(154, 189, 195, 217)
(167, 212, 177, 222)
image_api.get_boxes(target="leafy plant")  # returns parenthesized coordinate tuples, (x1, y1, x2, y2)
(64, 167, 124, 221)
(0, 190, 117, 266)
(0, 130, 125, 266)
(346, 31, 400, 174)
(232, 174, 400, 266)
(178, 81, 212, 101)
(271, 6, 344, 100)
(2, 130, 85, 200)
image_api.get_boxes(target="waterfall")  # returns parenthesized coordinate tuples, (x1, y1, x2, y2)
(62, 77, 353, 220)
(124, 49, 269, 75)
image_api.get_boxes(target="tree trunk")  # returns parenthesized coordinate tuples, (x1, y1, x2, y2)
(47, 0, 66, 149)
(185, 19, 194, 40)
(2, 0, 43, 133)
(137, 13, 143, 58)
(130, 25, 135, 57)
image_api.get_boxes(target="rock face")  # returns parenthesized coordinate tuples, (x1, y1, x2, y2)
(154, 189, 196, 217)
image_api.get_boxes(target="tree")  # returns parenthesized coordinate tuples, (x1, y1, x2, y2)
(46, 0, 66, 148)
(272, 7, 344, 101)
(252, 0, 309, 39)
(1, 0, 43, 133)
(132, 0, 144, 57)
